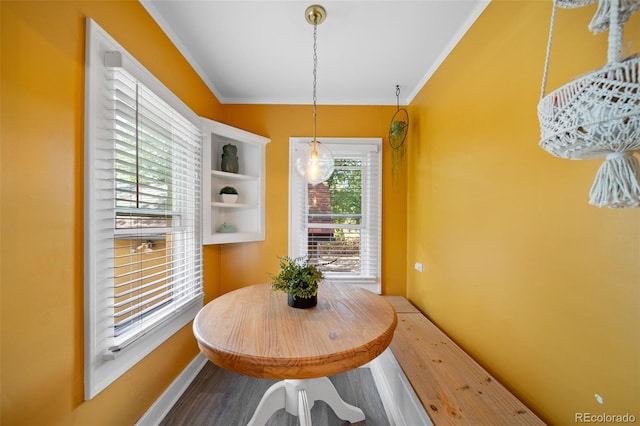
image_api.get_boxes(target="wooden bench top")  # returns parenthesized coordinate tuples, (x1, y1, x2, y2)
(383, 295, 422, 314)
(384, 297, 545, 425)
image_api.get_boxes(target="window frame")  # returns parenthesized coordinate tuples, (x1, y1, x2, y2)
(83, 19, 203, 400)
(288, 138, 382, 294)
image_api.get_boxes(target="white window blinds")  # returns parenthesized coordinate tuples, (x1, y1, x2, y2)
(84, 19, 203, 399)
(289, 139, 382, 293)
(109, 67, 203, 346)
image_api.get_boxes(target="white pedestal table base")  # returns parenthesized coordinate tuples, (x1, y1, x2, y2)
(246, 377, 366, 426)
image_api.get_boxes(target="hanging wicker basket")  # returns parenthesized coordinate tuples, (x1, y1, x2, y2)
(538, 55, 640, 160)
(555, 0, 640, 32)
(538, 0, 640, 207)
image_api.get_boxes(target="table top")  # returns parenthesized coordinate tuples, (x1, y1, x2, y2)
(193, 283, 397, 379)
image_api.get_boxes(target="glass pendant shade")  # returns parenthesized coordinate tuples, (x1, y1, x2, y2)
(295, 140, 334, 185)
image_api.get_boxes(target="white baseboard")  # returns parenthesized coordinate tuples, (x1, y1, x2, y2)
(369, 348, 433, 426)
(135, 353, 207, 426)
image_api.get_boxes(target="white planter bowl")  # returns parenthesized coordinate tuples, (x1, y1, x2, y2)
(221, 193, 238, 203)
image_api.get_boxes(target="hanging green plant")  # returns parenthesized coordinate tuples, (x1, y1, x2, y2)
(388, 85, 409, 181)
(390, 120, 407, 143)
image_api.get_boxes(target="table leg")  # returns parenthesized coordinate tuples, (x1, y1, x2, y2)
(246, 381, 286, 426)
(297, 386, 312, 426)
(305, 377, 365, 423)
(246, 377, 365, 426)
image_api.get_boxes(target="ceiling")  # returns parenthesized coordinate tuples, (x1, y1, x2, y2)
(140, 0, 489, 106)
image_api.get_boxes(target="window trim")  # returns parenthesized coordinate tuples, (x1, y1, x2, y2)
(84, 18, 203, 400)
(288, 138, 382, 294)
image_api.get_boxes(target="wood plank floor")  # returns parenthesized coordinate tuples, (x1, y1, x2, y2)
(160, 362, 391, 426)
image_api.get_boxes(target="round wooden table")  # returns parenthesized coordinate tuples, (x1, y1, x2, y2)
(193, 282, 397, 425)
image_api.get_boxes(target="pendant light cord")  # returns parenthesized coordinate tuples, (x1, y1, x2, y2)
(312, 21, 318, 146)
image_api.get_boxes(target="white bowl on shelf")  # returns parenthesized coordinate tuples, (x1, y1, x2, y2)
(221, 193, 238, 203)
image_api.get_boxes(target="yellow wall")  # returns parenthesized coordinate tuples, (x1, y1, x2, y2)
(1, 1, 221, 425)
(217, 104, 407, 296)
(4, 0, 638, 424)
(407, 1, 640, 424)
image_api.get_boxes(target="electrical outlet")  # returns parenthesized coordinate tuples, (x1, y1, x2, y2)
(414, 262, 423, 272)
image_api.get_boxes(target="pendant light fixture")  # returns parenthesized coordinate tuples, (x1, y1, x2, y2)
(295, 4, 335, 185)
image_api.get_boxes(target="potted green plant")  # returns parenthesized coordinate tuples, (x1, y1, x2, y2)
(219, 186, 238, 203)
(270, 256, 323, 309)
(390, 120, 407, 140)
